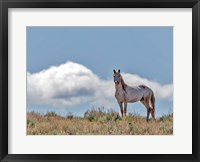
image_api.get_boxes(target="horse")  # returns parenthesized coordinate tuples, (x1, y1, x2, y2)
(113, 69, 155, 121)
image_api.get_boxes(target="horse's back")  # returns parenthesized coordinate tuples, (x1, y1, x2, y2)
(138, 84, 153, 96)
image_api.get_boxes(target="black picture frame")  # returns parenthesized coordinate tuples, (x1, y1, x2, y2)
(0, 0, 199, 161)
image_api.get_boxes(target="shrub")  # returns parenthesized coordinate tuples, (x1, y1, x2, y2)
(66, 112, 74, 119)
(45, 112, 58, 117)
(84, 107, 120, 122)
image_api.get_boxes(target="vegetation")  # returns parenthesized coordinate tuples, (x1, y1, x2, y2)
(27, 108, 173, 135)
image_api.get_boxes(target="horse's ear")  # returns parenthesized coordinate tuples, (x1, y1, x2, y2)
(113, 69, 116, 73)
(118, 69, 120, 73)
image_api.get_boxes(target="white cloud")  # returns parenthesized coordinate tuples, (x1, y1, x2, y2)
(122, 74, 173, 100)
(27, 61, 173, 108)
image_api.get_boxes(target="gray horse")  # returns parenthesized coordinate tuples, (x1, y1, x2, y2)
(113, 69, 155, 121)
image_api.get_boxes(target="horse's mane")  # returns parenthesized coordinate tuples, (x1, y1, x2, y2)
(120, 75, 127, 92)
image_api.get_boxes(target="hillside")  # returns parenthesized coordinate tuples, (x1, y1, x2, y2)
(27, 108, 173, 135)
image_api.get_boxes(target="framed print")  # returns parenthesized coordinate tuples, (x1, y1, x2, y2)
(0, 0, 199, 161)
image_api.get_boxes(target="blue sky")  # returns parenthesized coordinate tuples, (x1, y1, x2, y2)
(27, 27, 173, 117)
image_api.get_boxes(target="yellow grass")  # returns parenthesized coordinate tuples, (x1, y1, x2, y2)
(27, 108, 173, 135)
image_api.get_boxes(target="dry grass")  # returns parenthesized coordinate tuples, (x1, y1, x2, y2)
(27, 108, 173, 135)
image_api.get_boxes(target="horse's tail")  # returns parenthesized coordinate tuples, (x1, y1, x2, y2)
(151, 91, 156, 119)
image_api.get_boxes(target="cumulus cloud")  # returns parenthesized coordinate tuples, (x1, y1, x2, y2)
(122, 74, 173, 100)
(27, 61, 173, 108)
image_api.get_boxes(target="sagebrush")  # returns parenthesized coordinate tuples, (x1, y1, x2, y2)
(27, 108, 173, 135)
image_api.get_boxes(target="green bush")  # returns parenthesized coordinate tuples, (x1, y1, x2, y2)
(45, 112, 58, 117)
(84, 107, 120, 122)
(66, 112, 74, 119)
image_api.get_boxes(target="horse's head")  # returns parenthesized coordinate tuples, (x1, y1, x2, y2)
(113, 69, 121, 85)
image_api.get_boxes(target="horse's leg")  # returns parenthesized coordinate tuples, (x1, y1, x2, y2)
(150, 108, 155, 120)
(147, 107, 151, 122)
(143, 96, 151, 122)
(140, 99, 147, 113)
(150, 94, 156, 121)
(118, 101, 123, 117)
(124, 102, 127, 116)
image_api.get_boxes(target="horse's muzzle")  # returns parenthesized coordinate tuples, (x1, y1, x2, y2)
(114, 81, 119, 84)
